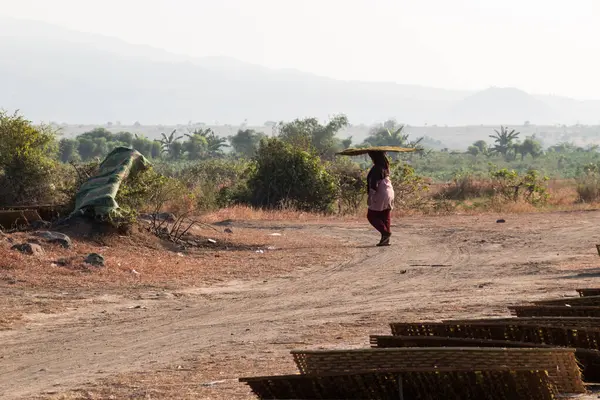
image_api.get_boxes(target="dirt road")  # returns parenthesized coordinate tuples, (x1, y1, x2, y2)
(3, 211, 600, 399)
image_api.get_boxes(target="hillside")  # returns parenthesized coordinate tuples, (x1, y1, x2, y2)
(1, 17, 600, 125)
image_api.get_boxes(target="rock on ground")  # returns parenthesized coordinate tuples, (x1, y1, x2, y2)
(33, 231, 72, 249)
(11, 243, 45, 256)
(84, 253, 105, 267)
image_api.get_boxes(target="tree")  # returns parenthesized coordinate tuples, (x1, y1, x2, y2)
(185, 128, 228, 159)
(467, 140, 489, 156)
(77, 137, 96, 161)
(277, 114, 349, 159)
(156, 129, 183, 158)
(363, 122, 424, 161)
(151, 141, 162, 159)
(229, 129, 265, 158)
(0, 110, 58, 205)
(114, 131, 134, 146)
(132, 134, 153, 158)
(489, 126, 520, 159)
(58, 138, 80, 163)
(341, 136, 353, 149)
(184, 131, 208, 160)
(247, 138, 337, 212)
(515, 135, 543, 160)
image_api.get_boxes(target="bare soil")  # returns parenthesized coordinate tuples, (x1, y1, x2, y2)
(3, 211, 600, 399)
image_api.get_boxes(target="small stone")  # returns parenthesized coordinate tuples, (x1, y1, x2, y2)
(33, 231, 72, 248)
(56, 258, 70, 267)
(224, 228, 233, 234)
(496, 219, 506, 223)
(11, 243, 45, 256)
(84, 253, 105, 267)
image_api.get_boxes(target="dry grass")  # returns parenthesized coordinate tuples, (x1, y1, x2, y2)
(202, 205, 362, 224)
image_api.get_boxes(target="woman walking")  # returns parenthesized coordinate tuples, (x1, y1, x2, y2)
(366, 151, 394, 246)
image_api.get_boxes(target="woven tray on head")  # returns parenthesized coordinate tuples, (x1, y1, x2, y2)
(240, 370, 558, 400)
(442, 316, 600, 329)
(509, 305, 600, 318)
(534, 295, 600, 306)
(290, 347, 584, 394)
(336, 146, 419, 156)
(577, 288, 600, 297)
(389, 321, 600, 382)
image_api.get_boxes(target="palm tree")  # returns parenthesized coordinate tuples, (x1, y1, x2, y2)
(156, 129, 183, 156)
(489, 126, 520, 158)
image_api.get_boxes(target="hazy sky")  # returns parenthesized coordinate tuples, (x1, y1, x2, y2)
(1, 0, 599, 99)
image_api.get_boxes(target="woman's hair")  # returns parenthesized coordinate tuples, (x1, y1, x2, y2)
(368, 151, 390, 170)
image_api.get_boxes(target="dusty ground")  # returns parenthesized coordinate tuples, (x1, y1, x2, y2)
(3, 211, 600, 399)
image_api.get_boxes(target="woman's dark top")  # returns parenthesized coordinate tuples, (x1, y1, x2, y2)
(367, 164, 389, 192)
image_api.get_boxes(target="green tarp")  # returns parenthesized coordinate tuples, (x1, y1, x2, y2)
(72, 147, 151, 217)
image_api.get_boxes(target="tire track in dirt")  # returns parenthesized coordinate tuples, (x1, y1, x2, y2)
(3, 212, 600, 399)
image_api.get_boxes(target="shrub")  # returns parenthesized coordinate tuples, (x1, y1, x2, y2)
(0, 111, 59, 205)
(168, 158, 250, 211)
(327, 158, 366, 214)
(576, 171, 600, 203)
(389, 162, 430, 210)
(434, 172, 495, 201)
(489, 165, 549, 205)
(246, 138, 337, 212)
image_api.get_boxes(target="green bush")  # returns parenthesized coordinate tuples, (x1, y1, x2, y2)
(389, 162, 430, 210)
(327, 158, 366, 214)
(167, 158, 249, 210)
(246, 138, 337, 212)
(489, 165, 549, 205)
(0, 111, 59, 205)
(576, 165, 600, 203)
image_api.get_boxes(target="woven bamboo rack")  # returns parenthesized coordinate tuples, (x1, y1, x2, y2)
(240, 370, 558, 400)
(370, 335, 555, 350)
(368, 335, 600, 383)
(389, 321, 600, 348)
(534, 295, 600, 306)
(290, 347, 584, 394)
(577, 288, 600, 297)
(509, 305, 600, 318)
(442, 316, 600, 329)
(389, 321, 600, 382)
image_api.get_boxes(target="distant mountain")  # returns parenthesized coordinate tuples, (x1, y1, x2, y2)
(445, 87, 558, 125)
(1, 17, 599, 125)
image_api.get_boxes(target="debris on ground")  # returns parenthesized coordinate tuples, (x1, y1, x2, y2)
(496, 219, 506, 223)
(11, 242, 45, 256)
(0, 209, 43, 230)
(224, 228, 234, 234)
(139, 213, 176, 223)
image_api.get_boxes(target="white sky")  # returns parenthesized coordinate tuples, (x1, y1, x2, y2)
(1, 0, 599, 99)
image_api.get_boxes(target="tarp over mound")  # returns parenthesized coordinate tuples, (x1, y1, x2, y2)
(72, 147, 151, 218)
